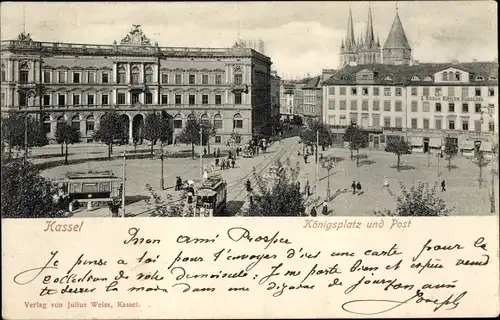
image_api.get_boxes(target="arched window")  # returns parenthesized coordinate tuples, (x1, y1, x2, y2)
(411, 76, 420, 81)
(1, 62, 5, 82)
(42, 116, 51, 135)
(57, 115, 65, 123)
(144, 66, 153, 84)
(442, 72, 448, 81)
(454, 72, 461, 81)
(19, 62, 29, 83)
(233, 66, 243, 85)
(424, 76, 432, 82)
(384, 76, 392, 81)
(187, 113, 196, 125)
(201, 113, 210, 127)
(489, 76, 497, 80)
(117, 66, 126, 84)
(173, 114, 183, 129)
(475, 76, 484, 81)
(233, 113, 243, 129)
(131, 66, 140, 84)
(213, 113, 223, 129)
(71, 116, 80, 130)
(86, 115, 95, 133)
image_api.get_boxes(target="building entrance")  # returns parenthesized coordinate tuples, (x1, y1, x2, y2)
(423, 137, 430, 153)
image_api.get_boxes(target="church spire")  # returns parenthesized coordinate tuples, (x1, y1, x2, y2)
(345, 3, 356, 50)
(383, 7, 411, 50)
(364, 2, 375, 49)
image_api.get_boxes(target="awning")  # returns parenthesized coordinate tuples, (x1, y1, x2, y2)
(410, 136, 423, 146)
(479, 141, 492, 152)
(429, 137, 442, 147)
(460, 140, 475, 150)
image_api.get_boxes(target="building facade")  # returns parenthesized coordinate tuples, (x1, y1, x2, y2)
(301, 76, 323, 120)
(270, 70, 281, 121)
(322, 62, 498, 155)
(279, 81, 295, 116)
(0, 26, 273, 145)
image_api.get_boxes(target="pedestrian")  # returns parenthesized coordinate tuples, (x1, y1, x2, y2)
(304, 154, 308, 164)
(211, 164, 215, 172)
(351, 181, 357, 194)
(236, 148, 240, 157)
(305, 181, 311, 197)
(322, 201, 328, 215)
(296, 181, 301, 192)
(213, 150, 217, 158)
(310, 206, 317, 217)
(383, 175, 389, 188)
(246, 179, 252, 192)
(203, 169, 208, 180)
(215, 158, 219, 167)
(441, 180, 446, 192)
(221, 160, 225, 170)
(203, 148, 207, 156)
(231, 159, 236, 168)
(176, 176, 182, 191)
(356, 182, 362, 195)
(216, 148, 221, 158)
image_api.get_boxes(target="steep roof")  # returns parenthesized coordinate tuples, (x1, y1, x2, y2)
(383, 11, 411, 50)
(322, 62, 499, 85)
(302, 76, 321, 89)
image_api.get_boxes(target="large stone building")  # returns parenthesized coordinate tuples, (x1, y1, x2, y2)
(270, 70, 281, 122)
(0, 26, 273, 145)
(301, 76, 323, 120)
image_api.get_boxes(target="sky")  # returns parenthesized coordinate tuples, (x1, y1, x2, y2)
(1, 1, 497, 78)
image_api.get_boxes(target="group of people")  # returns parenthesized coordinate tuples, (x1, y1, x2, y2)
(309, 201, 329, 217)
(351, 181, 363, 195)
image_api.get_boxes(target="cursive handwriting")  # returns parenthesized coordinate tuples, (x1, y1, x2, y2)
(14, 251, 59, 285)
(413, 239, 464, 262)
(227, 227, 291, 250)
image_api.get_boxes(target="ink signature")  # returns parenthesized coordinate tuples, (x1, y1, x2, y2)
(342, 289, 467, 315)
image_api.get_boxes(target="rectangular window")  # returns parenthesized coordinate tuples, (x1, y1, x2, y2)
(462, 120, 469, 131)
(436, 102, 442, 112)
(489, 122, 494, 132)
(339, 100, 346, 110)
(87, 72, 95, 84)
(362, 100, 368, 111)
(383, 101, 391, 112)
(350, 100, 357, 110)
(455, 73, 461, 81)
(488, 88, 495, 96)
(411, 87, 417, 96)
(58, 94, 66, 106)
(462, 103, 469, 113)
(435, 119, 442, 130)
(372, 100, 380, 111)
(43, 70, 51, 83)
(475, 88, 481, 96)
(395, 101, 402, 112)
(328, 116, 336, 125)
(411, 118, 418, 129)
(189, 74, 195, 84)
(174, 119, 182, 129)
(383, 117, 391, 128)
(384, 87, 391, 96)
(215, 94, 222, 105)
(161, 73, 169, 84)
(372, 116, 380, 127)
(118, 72, 126, 84)
(71, 94, 80, 106)
(87, 94, 94, 105)
(234, 93, 242, 104)
(215, 74, 222, 85)
(339, 87, 346, 95)
(73, 72, 80, 84)
(328, 100, 335, 110)
(234, 119, 243, 129)
(161, 94, 168, 104)
(423, 118, 429, 129)
(58, 71, 66, 83)
(448, 120, 455, 130)
(101, 94, 109, 105)
(461, 87, 468, 97)
(175, 94, 182, 105)
(449, 103, 455, 112)
(395, 87, 402, 96)
(475, 103, 481, 113)
(448, 87, 455, 96)
(175, 74, 182, 84)
(202, 94, 209, 105)
(189, 94, 195, 105)
(328, 87, 335, 95)
(351, 87, 357, 95)
(102, 73, 109, 84)
(145, 93, 153, 104)
(423, 87, 429, 96)
(373, 87, 379, 96)
(131, 93, 140, 105)
(395, 117, 403, 128)
(19, 70, 29, 83)
(43, 94, 51, 106)
(215, 136, 221, 143)
(423, 102, 430, 112)
(202, 74, 209, 84)
(117, 93, 126, 105)
(474, 120, 481, 131)
(362, 87, 368, 95)
(411, 101, 418, 112)
(339, 115, 347, 125)
(145, 73, 153, 84)
(131, 72, 139, 84)
(435, 87, 442, 96)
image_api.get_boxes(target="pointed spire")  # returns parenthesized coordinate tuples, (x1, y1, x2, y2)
(341, 37, 344, 50)
(365, 2, 375, 49)
(383, 8, 411, 49)
(376, 33, 380, 47)
(345, 3, 356, 50)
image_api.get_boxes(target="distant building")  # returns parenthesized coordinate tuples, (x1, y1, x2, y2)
(301, 76, 323, 120)
(279, 80, 295, 116)
(270, 70, 281, 124)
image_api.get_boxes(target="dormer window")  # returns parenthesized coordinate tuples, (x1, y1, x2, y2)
(411, 76, 420, 81)
(454, 72, 461, 81)
(475, 76, 484, 81)
(423, 76, 432, 82)
(489, 76, 497, 80)
(340, 75, 348, 80)
(384, 76, 392, 81)
(442, 72, 448, 81)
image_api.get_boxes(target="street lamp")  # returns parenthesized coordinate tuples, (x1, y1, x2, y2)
(200, 127, 203, 179)
(121, 150, 127, 218)
(320, 156, 335, 201)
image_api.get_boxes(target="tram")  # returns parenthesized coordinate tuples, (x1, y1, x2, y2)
(195, 175, 227, 217)
(54, 171, 122, 204)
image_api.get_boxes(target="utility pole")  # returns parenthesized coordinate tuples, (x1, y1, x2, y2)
(491, 168, 496, 213)
(122, 150, 126, 218)
(160, 143, 164, 190)
(24, 106, 28, 163)
(314, 130, 319, 197)
(200, 128, 203, 179)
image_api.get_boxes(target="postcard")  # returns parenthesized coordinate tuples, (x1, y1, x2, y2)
(1, 1, 499, 319)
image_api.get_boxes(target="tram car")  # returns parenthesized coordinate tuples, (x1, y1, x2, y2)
(195, 175, 227, 217)
(54, 171, 122, 204)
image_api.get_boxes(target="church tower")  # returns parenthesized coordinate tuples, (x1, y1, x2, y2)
(358, 3, 381, 64)
(339, 5, 358, 67)
(382, 7, 412, 65)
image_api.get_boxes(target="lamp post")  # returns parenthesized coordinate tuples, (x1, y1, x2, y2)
(121, 150, 126, 218)
(320, 156, 335, 201)
(24, 105, 28, 163)
(160, 143, 164, 190)
(200, 128, 203, 179)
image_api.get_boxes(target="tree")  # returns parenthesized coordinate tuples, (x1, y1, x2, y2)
(177, 119, 203, 159)
(385, 138, 411, 171)
(248, 158, 310, 216)
(54, 122, 81, 165)
(443, 139, 457, 171)
(202, 123, 217, 155)
(344, 124, 365, 164)
(473, 151, 491, 188)
(93, 112, 127, 160)
(1, 157, 64, 218)
(143, 113, 172, 156)
(144, 183, 194, 217)
(374, 181, 452, 217)
(1, 113, 48, 156)
(301, 119, 332, 154)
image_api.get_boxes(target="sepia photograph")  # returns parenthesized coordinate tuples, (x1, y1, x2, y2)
(1, 1, 498, 219)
